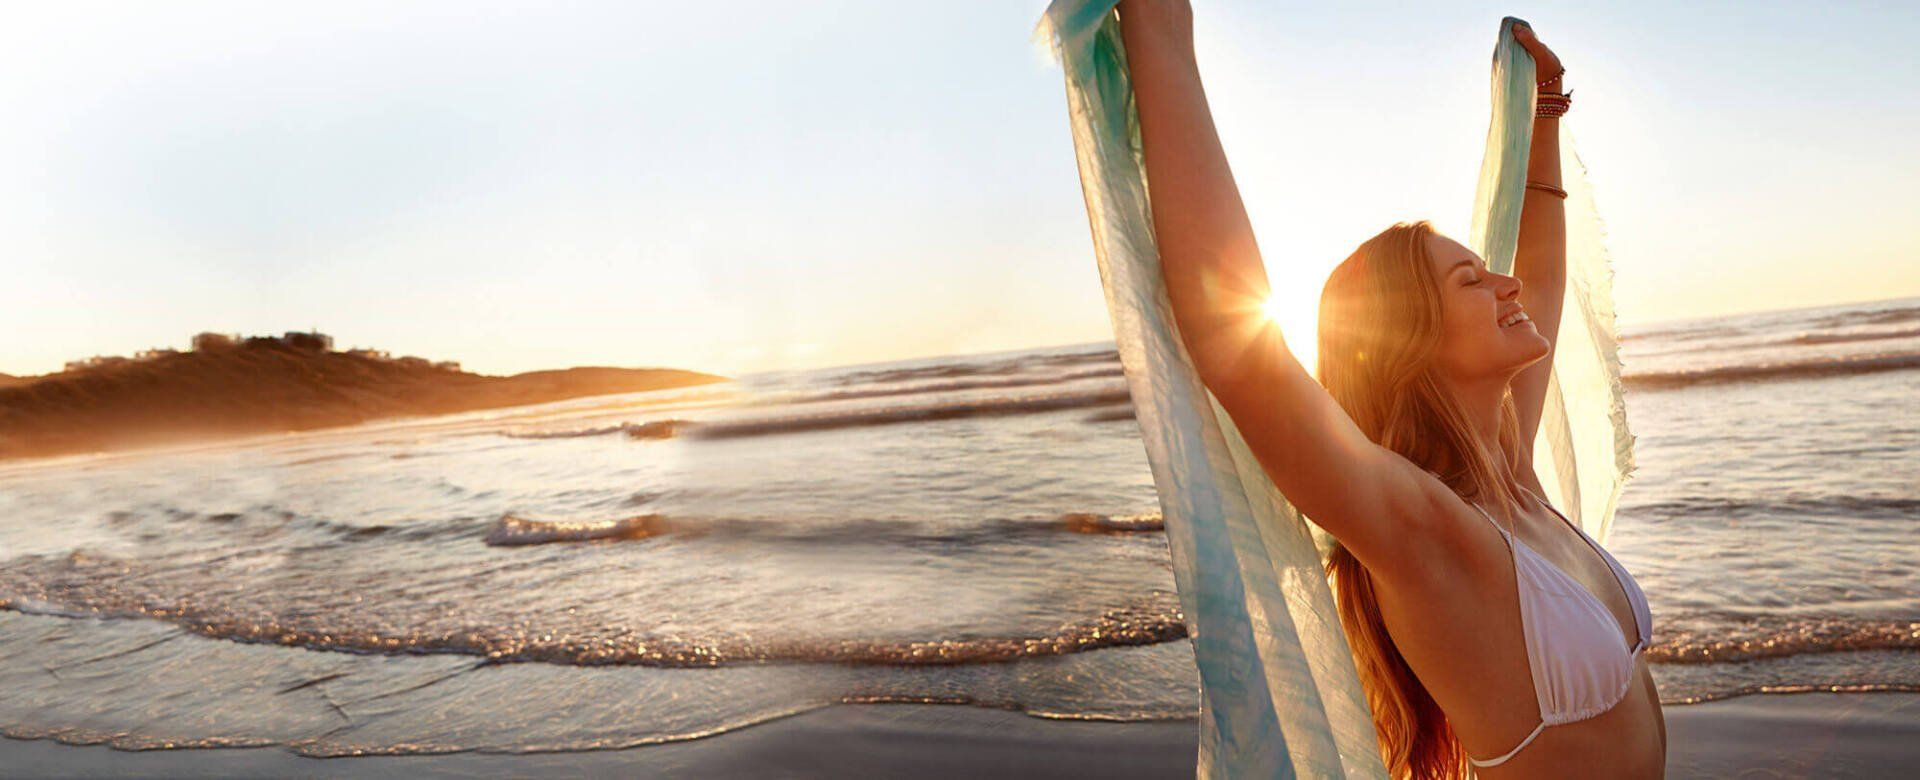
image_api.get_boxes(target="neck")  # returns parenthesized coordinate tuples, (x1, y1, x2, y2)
(1441, 370, 1516, 495)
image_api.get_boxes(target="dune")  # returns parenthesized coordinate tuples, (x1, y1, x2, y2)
(0, 336, 726, 460)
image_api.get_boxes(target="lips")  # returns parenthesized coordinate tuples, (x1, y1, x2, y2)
(1499, 309, 1532, 328)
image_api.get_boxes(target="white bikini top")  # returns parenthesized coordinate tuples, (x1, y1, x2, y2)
(1465, 493, 1654, 769)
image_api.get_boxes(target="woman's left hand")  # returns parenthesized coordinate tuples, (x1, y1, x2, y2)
(1512, 22, 1564, 90)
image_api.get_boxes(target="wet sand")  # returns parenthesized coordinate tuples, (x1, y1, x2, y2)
(2, 692, 1915, 778)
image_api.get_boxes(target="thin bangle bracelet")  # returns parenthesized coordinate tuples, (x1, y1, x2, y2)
(1526, 181, 1568, 199)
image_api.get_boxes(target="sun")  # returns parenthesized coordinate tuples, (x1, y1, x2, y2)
(1259, 295, 1286, 323)
(1259, 291, 1321, 377)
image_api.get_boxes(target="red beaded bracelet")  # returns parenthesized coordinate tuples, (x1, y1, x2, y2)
(1535, 90, 1572, 119)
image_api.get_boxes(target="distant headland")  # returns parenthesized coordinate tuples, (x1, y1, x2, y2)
(0, 331, 727, 461)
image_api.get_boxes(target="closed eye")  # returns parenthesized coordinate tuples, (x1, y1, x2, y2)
(1450, 259, 1487, 286)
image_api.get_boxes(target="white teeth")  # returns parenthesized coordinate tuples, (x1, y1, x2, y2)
(1500, 312, 1531, 328)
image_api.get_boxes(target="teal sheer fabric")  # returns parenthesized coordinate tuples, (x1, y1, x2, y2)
(1036, 4, 1632, 777)
(1473, 18, 1636, 543)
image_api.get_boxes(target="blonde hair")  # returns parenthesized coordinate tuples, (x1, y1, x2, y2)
(1314, 221, 1528, 779)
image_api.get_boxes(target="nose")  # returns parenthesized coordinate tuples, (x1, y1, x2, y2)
(1494, 271, 1523, 301)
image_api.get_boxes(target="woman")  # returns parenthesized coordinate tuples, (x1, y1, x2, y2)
(1114, 3, 1666, 778)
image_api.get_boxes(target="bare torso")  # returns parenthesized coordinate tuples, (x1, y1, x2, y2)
(1373, 488, 1667, 778)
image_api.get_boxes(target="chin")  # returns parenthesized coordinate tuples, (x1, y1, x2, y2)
(1515, 337, 1552, 368)
(1498, 326, 1552, 371)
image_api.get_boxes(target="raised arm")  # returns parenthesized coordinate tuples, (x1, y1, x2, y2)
(1116, 0, 1457, 568)
(1508, 24, 1569, 462)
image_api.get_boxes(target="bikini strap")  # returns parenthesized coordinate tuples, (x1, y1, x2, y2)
(1469, 721, 1549, 768)
(1465, 500, 1517, 548)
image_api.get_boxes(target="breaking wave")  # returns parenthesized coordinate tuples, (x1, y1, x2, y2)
(1649, 619, 1920, 665)
(64, 504, 1176, 554)
(1838, 304, 1920, 327)
(1060, 512, 1165, 534)
(691, 390, 1131, 440)
(1624, 351, 1920, 390)
(503, 419, 688, 440)
(1620, 494, 1920, 522)
(485, 514, 666, 546)
(788, 367, 1124, 406)
(0, 584, 1187, 668)
(1662, 682, 1920, 706)
(480, 511, 1168, 548)
(99, 506, 486, 544)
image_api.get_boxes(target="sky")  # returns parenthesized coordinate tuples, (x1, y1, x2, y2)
(3, 1, 1916, 377)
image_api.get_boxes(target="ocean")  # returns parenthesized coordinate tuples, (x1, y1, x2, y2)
(0, 296, 1915, 756)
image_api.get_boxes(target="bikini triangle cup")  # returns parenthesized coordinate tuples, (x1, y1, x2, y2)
(1465, 493, 1653, 768)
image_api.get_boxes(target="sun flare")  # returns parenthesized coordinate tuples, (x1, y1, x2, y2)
(1259, 296, 1285, 323)
(1259, 288, 1321, 377)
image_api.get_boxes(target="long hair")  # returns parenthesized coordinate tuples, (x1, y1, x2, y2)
(1314, 221, 1528, 779)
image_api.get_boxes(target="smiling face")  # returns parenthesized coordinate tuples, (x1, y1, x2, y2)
(1424, 232, 1551, 382)
(1316, 220, 1548, 447)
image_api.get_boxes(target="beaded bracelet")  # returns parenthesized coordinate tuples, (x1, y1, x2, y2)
(1535, 89, 1572, 119)
(1537, 66, 1566, 89)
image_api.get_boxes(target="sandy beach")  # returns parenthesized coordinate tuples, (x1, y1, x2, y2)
(2, 693, 1914, 778)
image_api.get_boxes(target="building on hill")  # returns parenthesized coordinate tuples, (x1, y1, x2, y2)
(283, 331, 334, 352)
(432, 360, 462, 372)
(191, 332, 239, 351)
(64, 356, 132, 372)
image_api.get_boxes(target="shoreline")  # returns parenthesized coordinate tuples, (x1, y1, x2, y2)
(3, 692, 1915, 778)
